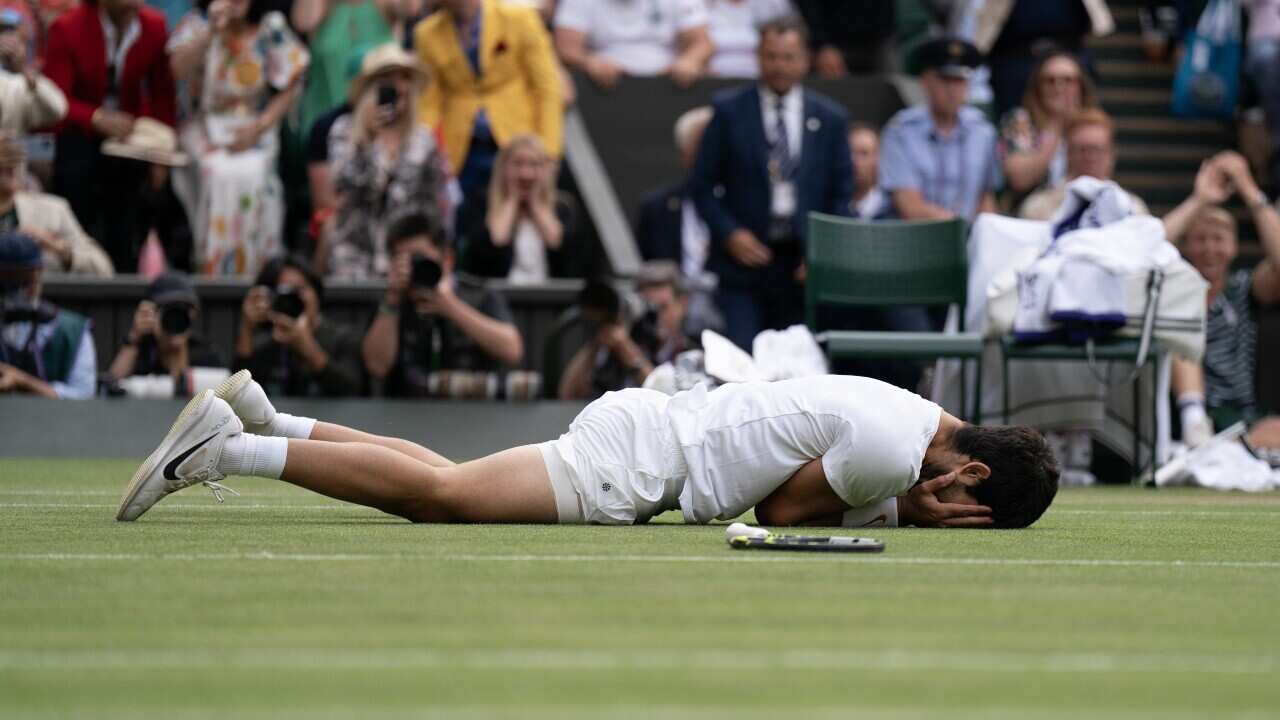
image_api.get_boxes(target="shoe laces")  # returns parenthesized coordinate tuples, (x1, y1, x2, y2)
(204, 480, 241, 503)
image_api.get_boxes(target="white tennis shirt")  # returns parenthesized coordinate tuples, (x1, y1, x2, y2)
(667, 376, 942, 523)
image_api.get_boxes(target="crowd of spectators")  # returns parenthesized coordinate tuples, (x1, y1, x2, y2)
(0, 0, 1277, 461)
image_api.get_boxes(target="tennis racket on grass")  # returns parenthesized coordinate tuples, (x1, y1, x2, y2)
(725, 523, 884, 553)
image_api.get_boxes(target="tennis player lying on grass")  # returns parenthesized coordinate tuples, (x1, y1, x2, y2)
(117, 371, 1059, 528)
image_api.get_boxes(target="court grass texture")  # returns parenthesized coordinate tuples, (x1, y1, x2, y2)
(3, 459, 1279, 719)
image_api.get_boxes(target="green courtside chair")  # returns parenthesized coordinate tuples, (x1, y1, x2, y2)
(805, 213, 985, 421)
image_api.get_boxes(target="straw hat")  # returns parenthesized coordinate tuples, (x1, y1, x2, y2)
(101, 118, 189, 167)
(348, 43, 427, 104)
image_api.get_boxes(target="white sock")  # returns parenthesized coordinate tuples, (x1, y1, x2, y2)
(1177, 392, 1207, 429)
(264, 413, 317, 440)
(217, 434, 289, 479)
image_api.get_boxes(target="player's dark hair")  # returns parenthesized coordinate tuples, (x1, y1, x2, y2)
(386, 212, 445, 255)
(951, 425, 1059, 529)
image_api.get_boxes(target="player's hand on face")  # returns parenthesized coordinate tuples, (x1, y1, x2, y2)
(903, 472, 993, 528)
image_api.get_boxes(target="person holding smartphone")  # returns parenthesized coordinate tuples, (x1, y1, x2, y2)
(234, 253, 365, 397)
(107, 272, 224, 394)
(323, 43, 455, 280)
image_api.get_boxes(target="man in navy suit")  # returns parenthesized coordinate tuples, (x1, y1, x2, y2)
(689, 15, 853, 350)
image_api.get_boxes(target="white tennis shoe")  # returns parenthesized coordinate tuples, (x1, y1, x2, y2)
(116, 390, 243, 522)
(214, 369, 276, 434)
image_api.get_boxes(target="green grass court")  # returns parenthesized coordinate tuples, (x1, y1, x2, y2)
(3, 458, 1279, 719)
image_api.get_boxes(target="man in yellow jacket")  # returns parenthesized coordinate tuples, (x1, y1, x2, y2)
(414, 0, 562, 198)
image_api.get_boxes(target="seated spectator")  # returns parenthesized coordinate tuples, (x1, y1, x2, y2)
(167, 0, 308, 276)
(361, 212, 523, 397)
(1245, 0, 1280, 191)
(459, 133, 577, 282)
(1165, 152, 1280, 437)
(554, 0, 712, 90)
(880, 37, 998, 222)
(848, 122, 893, 220)
(794, 0, 896, 76)
(704, 0, 790, 78)
(0, 10, 66, 134)
(292, 0, 396, 136)
(324, 44, 454, 280)
(0, 231, 95, 398)
(107, 272, 224, 394)
(234, 254, 365, 397)
(999, 49, 1097, 196)
(45, 0, 177, 274)
(634, 105, 713, 282)
(1018, 109, 1150, 221)
(0, 134, 113, 275)
(414, 0, 562, 201)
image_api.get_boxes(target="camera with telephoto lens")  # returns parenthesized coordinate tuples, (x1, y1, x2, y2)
(272, 285, 305, 319)
(410, 254, 443, 290)
(159, 303, 193, 335)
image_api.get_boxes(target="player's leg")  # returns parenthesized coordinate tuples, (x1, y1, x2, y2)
(308, 423, 454, 467)
(119, 390, 558, 523)
(216, 370, 454, 467)
(280, 441, 557, 523)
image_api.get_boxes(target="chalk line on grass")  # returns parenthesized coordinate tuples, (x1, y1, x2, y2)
(2, 552, 1278, 569)
(0, 647, 1274, 675)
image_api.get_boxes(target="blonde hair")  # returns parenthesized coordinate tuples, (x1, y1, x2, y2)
(488, 134, 554, 210)
(1065, 107, 1113, 142)
(1187, 206, 1237, 239)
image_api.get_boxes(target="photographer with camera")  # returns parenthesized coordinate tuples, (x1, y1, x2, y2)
(107, 272, 223, 395)
(234, 254, 364, 397)
(361, 212, 524, 398)
(0, 232, 96, 398)
(559, 262, 722, 401)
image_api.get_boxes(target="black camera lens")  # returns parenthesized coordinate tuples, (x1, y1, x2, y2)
(160, 304, 192, 335)
(410, 255, 443, 289)
(377, 83, 399, 109)
(272, 285, 306, 319)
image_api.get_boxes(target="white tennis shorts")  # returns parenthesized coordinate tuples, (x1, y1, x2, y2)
(537, 388, 687, 524)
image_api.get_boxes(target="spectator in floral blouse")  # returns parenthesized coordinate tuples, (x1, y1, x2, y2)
(998, 49, 1097, 196)
(167, 0, 309, 276)
(322, 43, 455, 280)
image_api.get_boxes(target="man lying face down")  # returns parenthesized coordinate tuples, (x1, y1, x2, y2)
(118, 372, 1059, 529)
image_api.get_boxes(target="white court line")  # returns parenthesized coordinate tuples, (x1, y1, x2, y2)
(0, 648, 1274, 675)
(3, 552, 1278, 569)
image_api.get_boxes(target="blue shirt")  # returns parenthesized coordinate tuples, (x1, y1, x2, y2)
(879, 105, 1000, 222)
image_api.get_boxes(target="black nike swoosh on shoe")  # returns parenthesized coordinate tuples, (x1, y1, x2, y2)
(163, 434, 218, 481)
